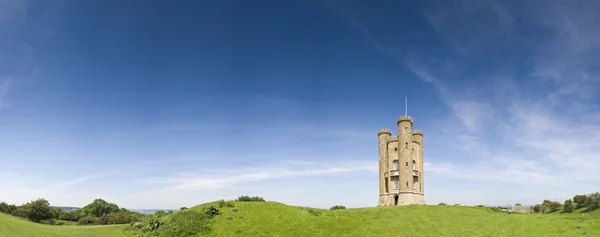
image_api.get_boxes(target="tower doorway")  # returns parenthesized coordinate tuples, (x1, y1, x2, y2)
(394, 195, 399, 206)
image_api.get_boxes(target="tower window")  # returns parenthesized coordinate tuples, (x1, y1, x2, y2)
(405, 127, 407, 130)
(405, 142, 408, 149)
(406, 181, 409, 187)
(406, 162, 408, 166)
(393, 180, 399, 189)
(393, 160, 399, 170)
(394, 147, 398, 151)
(412, 147, 414, 151)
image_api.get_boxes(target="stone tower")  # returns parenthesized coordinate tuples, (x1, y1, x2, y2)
(378, 115, 424, 206)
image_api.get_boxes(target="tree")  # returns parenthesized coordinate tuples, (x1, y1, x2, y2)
(548, 201, 561, 212)
(532, 204, 541, 213)
(18, 198, 54, 222)
(573, 195, 588, 208)
(562, 199, 574, 213)
(80, 199, 120, 218)
(587, 192, 600, 211)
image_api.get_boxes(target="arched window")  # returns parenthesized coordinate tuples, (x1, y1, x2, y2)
(406, 162, 408, 167)
(405, 142, 408, 149)
(393, 160, 399, 170)
(412, 160, 416, 170)
(406, 181, 409, 187)
(393, 180, 399, 189)
(394, 147, 398, 152)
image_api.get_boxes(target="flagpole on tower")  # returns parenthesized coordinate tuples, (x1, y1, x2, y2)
(405, 97, 408, 116)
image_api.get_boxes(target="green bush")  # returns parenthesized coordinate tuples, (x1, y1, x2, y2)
(476, 205, 485, 207)
(235, 195, 265, 202)
(489, 207, 501, 212)
(330, 205, 346, 210)
(204, 205, 221, 217)
(562, 199, 575, 213)
(439, 202, 447, 205)
(18, 198, 54, 222)
(77, 216, 101, 225)
(180, 207, 188, 211)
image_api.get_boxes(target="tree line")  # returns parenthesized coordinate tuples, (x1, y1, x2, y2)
(532, 192, 600, 213)
(0, 198, 144, 225)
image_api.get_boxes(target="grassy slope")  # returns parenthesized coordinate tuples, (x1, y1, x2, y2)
(193, 202, 600, 237)
(0, 213, 128, 237)
(1, 202, 599, 237)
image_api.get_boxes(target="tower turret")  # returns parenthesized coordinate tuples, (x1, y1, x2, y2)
(377, 129, 391, 206)
(412, 130, 424, 197)
(397, 116, 413, 193)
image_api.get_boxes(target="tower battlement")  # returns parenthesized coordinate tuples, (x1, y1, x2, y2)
(378, 129, 392, 135)
(397, 116, 413, 124)
(412, 130, 424, 136)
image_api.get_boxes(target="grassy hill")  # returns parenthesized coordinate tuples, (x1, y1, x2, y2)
(2, 201, 600, 237)
(193, 201, 600, 237)
(0, 212, 127, 237)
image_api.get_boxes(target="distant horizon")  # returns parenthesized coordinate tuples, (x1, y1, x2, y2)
(1, 0, 599, 210)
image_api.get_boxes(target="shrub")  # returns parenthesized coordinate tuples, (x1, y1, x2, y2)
(476, 205, 485, 207)
(77, 216, 101, 225)
(155, 210, 167, 218)
(235, 196, 265, 202)
(574, 195, 588, 208)
(588, 192, 600, 211)
(330, 205, 346, 210)
(204, 205, 221, 217)
(438, 202, 447, 205)
(180, 207, 188, 211)
(99, 210, 144, 225)
(232, 208, 238, 212)
(0, 202, 18, 216)
(18, 198, 54, 222)
(562, 199, 575, 213)
(532, 204, 541, 213)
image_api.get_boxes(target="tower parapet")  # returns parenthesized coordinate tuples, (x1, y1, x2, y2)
(378, 129, 392, 135)
(397, 116, 413, 124)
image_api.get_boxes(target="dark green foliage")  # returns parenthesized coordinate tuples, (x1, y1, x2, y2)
(588, 192, 600, 211)
(180, 207, 188, 211)
(232, 208, 238, 212)
(330, 205, 346, 210)
(476, 205, 485, 207)
(235, 195, 265, 202)
(80, 199, 120, 218)
(18, 198, 54, 222)
(562, 199, 575, 213)
(77, 216, 101, 225)
(515, 203, 522, 206)
(58, 210, 84, 222)
(574, 195, 588, 208)
(204, 205, 221, 217)
(532, 204, 541, 213)
(439, 202, 447, 205)
(99, 209, 143, 225)
(0, 202, 18, 215)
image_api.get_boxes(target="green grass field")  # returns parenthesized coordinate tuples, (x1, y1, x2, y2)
(1, 202, 599, 237)
(0, 212, 128, 237)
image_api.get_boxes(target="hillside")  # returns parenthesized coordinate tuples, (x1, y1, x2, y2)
(192, 201, 600, 237)
(2, 201, 600, 237)
(0, 212, 127, 237)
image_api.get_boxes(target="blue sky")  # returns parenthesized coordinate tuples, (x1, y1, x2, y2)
(1, 0, 600, 209)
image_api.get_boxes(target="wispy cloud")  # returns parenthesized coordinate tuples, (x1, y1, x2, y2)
(144, 161, 377, 190)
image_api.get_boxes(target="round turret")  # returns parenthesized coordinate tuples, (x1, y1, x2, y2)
(378, 129, 392, 136)
(397, 116, 413, 124)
